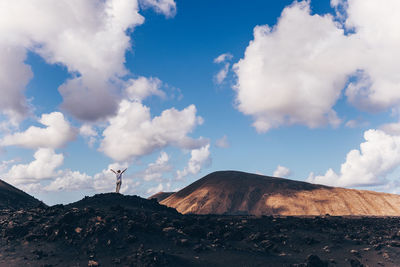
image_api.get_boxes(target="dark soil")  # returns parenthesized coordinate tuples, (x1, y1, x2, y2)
(1, 193, 400, 266)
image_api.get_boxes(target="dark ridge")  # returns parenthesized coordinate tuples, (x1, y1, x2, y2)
(148, 191, 175, 202)
(65, 193, 179, 214)
(0, 179, 46, 210)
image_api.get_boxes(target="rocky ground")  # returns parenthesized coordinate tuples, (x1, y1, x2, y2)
(1, 193, 400, 266)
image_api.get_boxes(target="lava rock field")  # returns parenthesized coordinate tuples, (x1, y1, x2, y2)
(1, 193, 400, 266)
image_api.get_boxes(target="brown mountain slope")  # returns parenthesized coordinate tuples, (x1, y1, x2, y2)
(0, 179, 45, 210)
(148, 191, 175, 202)
(160, 171, 400, 216)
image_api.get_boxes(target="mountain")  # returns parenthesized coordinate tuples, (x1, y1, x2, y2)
(160, 171, 400, 216)
(148, 192, 175, 202)
(0, 179, 45, 210)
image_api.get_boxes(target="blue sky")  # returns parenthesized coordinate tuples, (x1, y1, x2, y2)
(1, 0, 400, 205)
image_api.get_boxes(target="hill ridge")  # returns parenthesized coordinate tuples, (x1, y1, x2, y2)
(0, 178, 45, 210)
(161, 170, 400, 216)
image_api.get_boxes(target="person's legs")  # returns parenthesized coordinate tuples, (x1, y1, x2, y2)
(116, 181, 121, 193)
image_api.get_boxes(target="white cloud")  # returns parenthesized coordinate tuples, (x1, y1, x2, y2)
(0, 159, 17, 173)
(1, 112, 77, 149)
(80, 124, 98, 147)
(0, 0, 176, 122)
(345, 118, 368, 128)
(177, 144, 211, 179)
(273, 165, 291, 178)
(214, 53, 233, 85)
(99, 100, 206, 161)
(125, 76, 165, 101)
(233, 2, 352, 132)
(0, 45, 32, 122)
(140, 152, 172, 181)
(215, 135, 230, 148)
(343, 0, 400, 111)
(146, 183, 164, 195)
(233, 0, 400, 132)
(3, 148, 63, 185)
(214, 53, 233, 64)
(79, 124, 97, 137)
(140, 0, 176, 17)
(307, 129, 400, 187)
(214, 63, 230, 85)
(380, 122, 400, 136)
(44, 170, 92, 192)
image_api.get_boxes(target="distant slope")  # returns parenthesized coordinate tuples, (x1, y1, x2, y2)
(0, 179, 45, 210)
(161, 171, 400, 216)
(148, 192, 175, 202)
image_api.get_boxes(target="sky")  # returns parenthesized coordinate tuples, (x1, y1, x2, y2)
(1, 0, 400, 205)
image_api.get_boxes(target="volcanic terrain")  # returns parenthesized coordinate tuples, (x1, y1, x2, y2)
(0, 179, 45, 210)
(148, 192, 175, 202)
(2, 173, 400, 266)
(160, 171, 400, 216)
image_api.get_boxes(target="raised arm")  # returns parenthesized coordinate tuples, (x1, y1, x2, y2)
(121, 168, 127, 174)
(110, 169, 116, 174)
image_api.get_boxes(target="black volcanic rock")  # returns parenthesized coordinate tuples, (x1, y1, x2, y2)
(148, 191, 175, 202)
(66, 193, 178, 214)
(2, 192, 400, 266)
(0, 179, 45, 210)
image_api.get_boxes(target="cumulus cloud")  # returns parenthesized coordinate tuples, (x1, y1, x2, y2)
(177, 144, 211, 179)
(233, 1, 355, 132)
(44, 170, 92, 192)
(307, 129, 400, 187)
(380, 122, 400, 136)
(100, 100, 206, 162)
(0, 45, 32, 122)
(80, 124, 98, 147)
(273, 165, 291, 178)
(140, 152, 172, 181)
(233, 0, 400, 132)
(146, 183, 164, 195)
(3, 148, 63, 185)
(0, 159, 17, 173)
(125, 76, 165, 101)
(215, 135, 230, 148)
(0, 0, 176, 122)
(1, 112, 77, 149)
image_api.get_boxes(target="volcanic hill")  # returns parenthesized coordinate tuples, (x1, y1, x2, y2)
(160, 171, 400, 216)
(0, 178, 45, 210)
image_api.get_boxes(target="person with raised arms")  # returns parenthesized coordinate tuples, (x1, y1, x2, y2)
(110, 168, 127, 193)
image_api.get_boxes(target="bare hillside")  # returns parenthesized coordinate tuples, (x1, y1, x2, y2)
(161, 171, 400, 216)
(0, 179, 45, 210)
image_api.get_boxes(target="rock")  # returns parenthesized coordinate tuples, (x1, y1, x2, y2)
(305, 254, 327, 267)
(88, 260, 99, 266)
(350, 249, 361, 257)
(349, 258, 364, 267)
(382, 251, 390, 260)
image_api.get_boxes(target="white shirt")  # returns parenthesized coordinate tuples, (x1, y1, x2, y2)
(116, 172, 122, 182)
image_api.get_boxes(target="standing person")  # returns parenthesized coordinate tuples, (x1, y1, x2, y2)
(110, 168, 127, 193)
